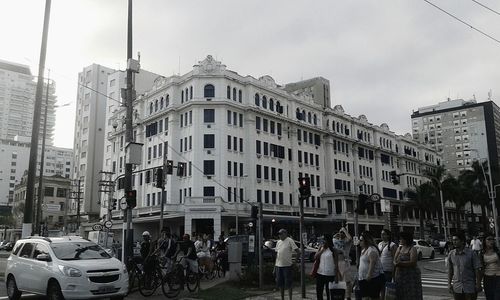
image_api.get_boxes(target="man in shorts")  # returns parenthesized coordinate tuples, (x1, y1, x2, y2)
(274, 229, 300, 300)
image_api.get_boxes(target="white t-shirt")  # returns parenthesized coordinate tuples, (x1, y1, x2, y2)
(378, 241, 396, 272)
(275, 237, 298, 267)
(317, 248, 336, 276)
(358, 246, 384, 280)
(470, 239, 482, 251)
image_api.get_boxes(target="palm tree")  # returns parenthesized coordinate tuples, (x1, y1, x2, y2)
(442, 175, 467, 231)
(423, 165, 448, 235)
(460, 161, 490, 233)
(404, 182, 436, 239)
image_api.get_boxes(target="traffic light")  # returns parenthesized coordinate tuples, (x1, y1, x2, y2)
(125, 190, 137, 209)
(177, 162, 186, 177)
(389, 171, 400, 185)
(298, 177, 311, 199)
(356, 194, 369, 214)
(111, 198, 117, 210)
(165, 160, 174, 175)
(251, 206, 258, 219)
(155, 167, 164, 188)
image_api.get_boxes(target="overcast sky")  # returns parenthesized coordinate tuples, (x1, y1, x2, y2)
(2, 0, 500, 149)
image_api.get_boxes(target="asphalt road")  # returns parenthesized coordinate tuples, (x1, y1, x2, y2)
(0, 253, 487, 300)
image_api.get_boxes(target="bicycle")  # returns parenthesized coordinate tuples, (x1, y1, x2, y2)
(138, 256, 163, 297)
(127, 256, 144, 294)
(162, 256, 200, 298)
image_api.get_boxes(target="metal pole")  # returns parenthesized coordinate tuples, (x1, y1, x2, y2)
(354, 210, 359, 267)
(77, 179, 81, 232)
(63, 188, 69, 235)
(439, 187, 448, 242)
(486, 159, 499, 248)
(22, 0, 51, 238)
(299, 198, 305, 298)
(159, 186, 165, 231)
(36, 72, 50, 235)
(258, 201, 263, 289)
(124, 0, 135, 264)
(235, 177, 239, 235)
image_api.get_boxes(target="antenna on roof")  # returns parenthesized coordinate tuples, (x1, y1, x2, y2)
(488, 89, 492, 101)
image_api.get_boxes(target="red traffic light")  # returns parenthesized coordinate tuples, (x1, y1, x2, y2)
(125, 190, 137, 208)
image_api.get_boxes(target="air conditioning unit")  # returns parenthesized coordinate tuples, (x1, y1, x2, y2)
(207, 150, 211, 154)
(335, 171, 338, 174)
(257, 178, 261, 183)
(298, 142, 301, 145)
(207, 125, 211, 128)
(257, 130, 260, 134)
(278, 136, 281, 140)
(257, 154, 261, 158)
(316, 166, 319, 170)
(206, 98, 212, 101)
(164, 131, 168, 136)
(207, 176, 212, 179)
(299, 163, 302, 167)
(278, 159, 283, 163)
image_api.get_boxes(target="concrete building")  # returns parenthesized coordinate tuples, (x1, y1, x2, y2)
(0, 59, 56, 145)
(71, 64, 160, 222)
(11, 174, 71, 239)
(0, 137, 72, 205)
(96, 55, 445, 243)
(411, 99, 500, 179)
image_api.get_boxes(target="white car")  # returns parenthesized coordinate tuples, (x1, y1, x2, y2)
(5, 236, 128, 300)
(413, 239, 435, 260)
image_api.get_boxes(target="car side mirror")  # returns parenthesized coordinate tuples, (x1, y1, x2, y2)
(36, 254, 51, 262)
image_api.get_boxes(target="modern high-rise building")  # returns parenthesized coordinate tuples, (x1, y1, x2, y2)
(71, 64, 160, 222)
(98, 55, 444, 242)
(0, 59, 56, 145)
(411, 98, 500, 179)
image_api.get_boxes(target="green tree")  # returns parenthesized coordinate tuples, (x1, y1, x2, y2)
(404, 182, 437, 239)
(423, 165, 448, 234)
(460, 160, 490, 233)
(442, 175, 467, 231)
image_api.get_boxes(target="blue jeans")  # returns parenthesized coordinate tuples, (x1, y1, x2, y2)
(483, 275, 500, 300)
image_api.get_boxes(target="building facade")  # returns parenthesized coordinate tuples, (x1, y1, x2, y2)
(96, 56, 446, 242)
(0, 137, 72, 205)
(0, 59, 57, 145)
(71, 64, 160, 222)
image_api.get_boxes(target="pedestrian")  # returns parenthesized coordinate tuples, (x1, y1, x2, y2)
(314, 233, 340, 300)
(358, 231, 385, 300)
(471, 236, 482, 254)
(378, 229, 397, 283)
(274, 228, 300, 300)
(393, 231, 423, 300)
(333, 226, 354, 300)
(480, 234, 500, 300)
(448, 231, 482, 300)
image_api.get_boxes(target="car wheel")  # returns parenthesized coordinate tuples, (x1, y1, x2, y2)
(417, 252, 422, 261)
(6, 276, 21, 300)
(430, 250, 435, 259)
(47, 281, 65, 300)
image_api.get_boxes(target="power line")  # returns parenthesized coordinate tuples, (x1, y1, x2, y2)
(423, 0, 500, 45)
(471, 0, 500, 16)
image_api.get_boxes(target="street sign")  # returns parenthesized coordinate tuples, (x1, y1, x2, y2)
(490, 222, 495, 229)
(120, 198, 128, 210)
(353, 236, 360, 246)
(380, 199, 391, 213)
(92, 223, 103, 231)
(248, 235, 255, 253)
(370, 193, 381, 202)
(489, 217, 494, 223)
(104, 220, 113, 229)
(44, 204, 61, 212)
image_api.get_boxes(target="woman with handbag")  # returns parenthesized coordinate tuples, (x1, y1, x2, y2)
(393, 231, 422, 300)
(480, 233, 500, 300)
(314, 234, 341, 300)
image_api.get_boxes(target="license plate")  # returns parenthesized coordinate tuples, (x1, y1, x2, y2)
(98, 285, 115, 293)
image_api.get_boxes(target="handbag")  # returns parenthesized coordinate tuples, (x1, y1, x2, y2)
(329, 281, 346, 300)
(309, 255, 320, 278)
(384, 282, 397, 300)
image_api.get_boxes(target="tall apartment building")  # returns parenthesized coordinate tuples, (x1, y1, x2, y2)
(0, 137, 72, 205)
(71, 64, 159, 221)
(411, 99, 500, 179)
(98, 55, 444, 242)
(0, 59, 56, 145)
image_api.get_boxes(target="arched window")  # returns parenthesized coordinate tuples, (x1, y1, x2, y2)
(254, 93, 260, 106)
(181, 90, 184, 103)
(227, 86, 231, 99)
(269, 98, 274, 111)
(313, 114, 317, 125)
(302, 110, 306, 121)
(296, 108, 301, 120)
(185, 88, 189, 101)
(276, 101, 281, 112)
(149, 103, 153, 114)
(155, 100, 158, 112)
(307, 112, 312, 123)
(166, 94, 170, 106)
(160, 97, 164, 109)
(326, 119, 329, 127)
(204, 84, 215, 98)
(262, 96, 267, 109)
(190, 86, 193, 99)
(238, 90, 242, 103)
(233, 88, 237, 101)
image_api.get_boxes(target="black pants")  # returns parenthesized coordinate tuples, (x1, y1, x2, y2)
(316, 274, 335, 300)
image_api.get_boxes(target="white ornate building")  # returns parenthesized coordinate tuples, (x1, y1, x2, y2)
(96, 56, 445, 242)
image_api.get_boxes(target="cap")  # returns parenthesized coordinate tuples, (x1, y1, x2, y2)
(142, 231, 150, 236)
(278, 229, 287, 234)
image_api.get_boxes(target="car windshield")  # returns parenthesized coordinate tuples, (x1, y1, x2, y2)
(50, 242, 111, 260)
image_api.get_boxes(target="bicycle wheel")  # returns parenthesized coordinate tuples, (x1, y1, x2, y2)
(162, 272, 182, 298)
(186, 270, 199, 292)
(216, 263, 226, 278)
(139, 268, 161, 297)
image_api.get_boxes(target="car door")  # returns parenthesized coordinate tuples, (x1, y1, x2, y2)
(30, 243, 52, 294)
(15, 242, 35, 291)
(419, 241, 430, 257)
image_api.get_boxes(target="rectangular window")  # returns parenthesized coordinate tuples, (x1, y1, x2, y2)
(240, 163, 243, 177)
(228, 187, 232, 202)
(227, 161, 232, 176)
(272, 191, 276, 204)
(264, 190, 270, 203)
(278, 169, 283, 182)
(256, 140, 261, 154)
(256, 116, 261, 130)
(233, 136, 238, 151)
(277, 123, 282, 136)
(297, 129, 302, 141)
(227, 110, 232, 124)
(204, 134, 215, 148)
(263, 119, 268, 132)
(298, 150, 302, 163)
(239, 114, 243, 127)
(270, 121, 275, 134)
(239, 138, 243, 153)
(257, 189, 262, 202)
(263, 142, 269, 156)
(256, 165, 262, 178)
(233, 162, 238, 176)
(204, 160, 215, 175)
(227, 135, 232, 150)
(271, 167, 276, 181)
(203, 186, 215, 197)
(264, 166, 269, 180)
(204, 109, 215, 123)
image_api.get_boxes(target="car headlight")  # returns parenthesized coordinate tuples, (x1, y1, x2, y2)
(58, 265, 82, 277)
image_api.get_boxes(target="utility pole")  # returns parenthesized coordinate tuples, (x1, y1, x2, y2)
(258, 201, 263, 289)
(22, 0, 51, 238)
(123, 0, 138, 265)
(98, 171, 115, 248)
(35, 71, 51, 236)
(299, 198, 305, 298)
(69, 179, 83, 233)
